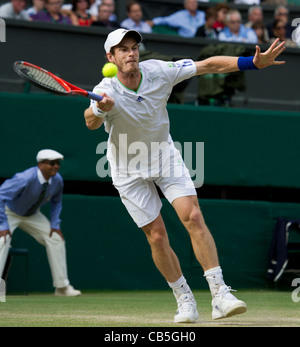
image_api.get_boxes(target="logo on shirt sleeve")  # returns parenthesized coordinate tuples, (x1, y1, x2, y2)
(175, 60, 193, 68)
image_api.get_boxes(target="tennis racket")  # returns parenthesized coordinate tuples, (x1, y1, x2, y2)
(13, 61, 103, 102)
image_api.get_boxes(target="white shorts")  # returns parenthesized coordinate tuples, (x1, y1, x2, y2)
(111, 149, 197, 228)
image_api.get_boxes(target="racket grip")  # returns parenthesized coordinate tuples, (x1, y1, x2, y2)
(87, 91, 103, 102)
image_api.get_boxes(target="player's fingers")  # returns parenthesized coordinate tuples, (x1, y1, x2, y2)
(273, 40, 286, 52)
(268, 38, 280, 52)
(253, 46, 260, 65)
(274, 39, 285, 49)
(274, 44, 286, 58)
(100, 96, 114, 112)
(96, 92, 106, 108)
(255, 45, 261, 56)
(99, 96, 110, 106)
(273, 60, 286, 65)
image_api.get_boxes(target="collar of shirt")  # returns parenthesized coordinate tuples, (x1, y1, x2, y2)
(37, 168, 52, 185)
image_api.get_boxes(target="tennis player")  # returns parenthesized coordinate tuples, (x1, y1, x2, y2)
(84, 29, 285, 322)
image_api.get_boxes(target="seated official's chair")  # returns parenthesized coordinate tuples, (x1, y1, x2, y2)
(267, 218, 300, 282)
(3, 248, 29, 295)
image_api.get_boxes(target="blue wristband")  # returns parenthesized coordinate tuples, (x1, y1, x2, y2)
(237, 56, 258, 71)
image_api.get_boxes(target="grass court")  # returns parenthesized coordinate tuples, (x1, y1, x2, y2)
(0, 289, 299, 327)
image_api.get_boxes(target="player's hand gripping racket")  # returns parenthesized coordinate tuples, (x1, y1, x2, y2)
(13, 61, 103, 102)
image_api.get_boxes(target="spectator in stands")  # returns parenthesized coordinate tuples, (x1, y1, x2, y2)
(245, 5, 269, 42)
(25, 0, 45, 18)
(120, 0, 152, 34)
(31, 0, 72, 24)
(218, 9, 258, 44)
(0, 0, 29, 20)
(251, 22, 268, 44)
(195, 7, 217, 40)
(212, 3, 230, 34)
(102, 0, 117, 21)
(267, 5, 293, 40)
(269, 19, 297, 48)
(91, 3, 119, 28)
(89, 0, 117, 22)
(146, 0, 205, 38)
(88, 0, 100, 19)
(0, 149, 81, 297)
(67, 0, 93, 26)
(245, 5, 263, 27)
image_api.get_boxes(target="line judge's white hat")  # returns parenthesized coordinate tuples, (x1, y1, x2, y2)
(36, 149, 64, 162)
(104, 28, 143, 53)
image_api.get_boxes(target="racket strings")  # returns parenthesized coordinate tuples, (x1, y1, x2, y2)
(20, 65, 66, 93)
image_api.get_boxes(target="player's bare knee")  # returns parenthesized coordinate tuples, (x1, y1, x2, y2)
(183, 207, 202, 227)
(146, 229, 169, 251)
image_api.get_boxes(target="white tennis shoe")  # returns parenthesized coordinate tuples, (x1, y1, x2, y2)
(212, 285, 247, 320)
(174, 293, 199, 323)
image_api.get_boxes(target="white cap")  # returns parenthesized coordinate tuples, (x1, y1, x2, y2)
(104, 28, 143, 53)
(36, 149, 64, 163)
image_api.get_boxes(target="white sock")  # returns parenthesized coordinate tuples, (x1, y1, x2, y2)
(168, 275, 193, 301)
(204, 266, 225, 297)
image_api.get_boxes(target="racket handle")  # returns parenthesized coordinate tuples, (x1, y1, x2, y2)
(87, 91, 103, 102)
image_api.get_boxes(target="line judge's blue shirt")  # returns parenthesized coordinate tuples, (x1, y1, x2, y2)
(152, 9, 205, 37)
(0, 167, 63, 231)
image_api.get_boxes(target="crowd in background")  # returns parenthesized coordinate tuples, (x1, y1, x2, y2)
(0, 0, 299, 47)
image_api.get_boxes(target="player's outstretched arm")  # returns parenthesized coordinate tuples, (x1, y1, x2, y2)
(195, 38, 286, 76)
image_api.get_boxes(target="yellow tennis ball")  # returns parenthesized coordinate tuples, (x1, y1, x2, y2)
(102, 63, 118, 78)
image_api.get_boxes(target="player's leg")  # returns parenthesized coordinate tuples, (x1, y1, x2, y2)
(172, 195, 225, 294)
(113, 174, 198, 323)
(142, 214, 198, 323)
(172, 195, 247, 319)
(157, 142, 246, 319)
(142, 213, 181, 283)
(172, 196, 219, 272)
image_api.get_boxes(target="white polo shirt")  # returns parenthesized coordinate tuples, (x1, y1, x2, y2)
(90, 59, 196, 176)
